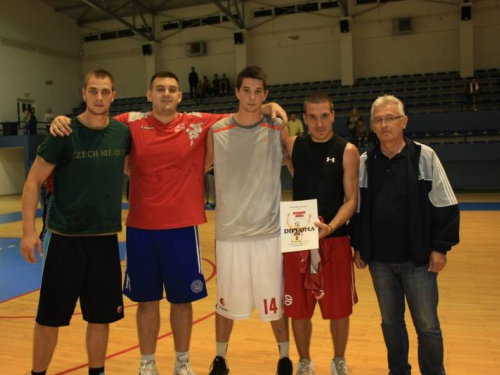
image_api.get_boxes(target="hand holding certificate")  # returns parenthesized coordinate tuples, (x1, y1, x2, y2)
(280, 199, 319, 253)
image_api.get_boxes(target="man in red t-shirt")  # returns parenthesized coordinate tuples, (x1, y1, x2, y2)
(50, 71, 286, 375)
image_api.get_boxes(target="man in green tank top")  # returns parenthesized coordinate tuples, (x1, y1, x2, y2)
(20, 69, 130, 375)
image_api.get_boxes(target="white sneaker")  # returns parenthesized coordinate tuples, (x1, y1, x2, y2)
(331, 358, 350, 375)
(174, 356, 195, 375)
(139, 360, 159, 375)
(296, 359, 315, 375)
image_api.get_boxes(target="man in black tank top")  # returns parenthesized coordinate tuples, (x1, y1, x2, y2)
(283, 93, 360, 375)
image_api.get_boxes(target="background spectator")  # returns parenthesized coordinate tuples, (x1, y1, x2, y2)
(219, 73, 230, 95)
(195, 81, 204, 104)
(346, 108, 363, 143)
(202, 75, 212, 97)
(29, 108, 38, 135)
(43, 108, 54, 133)
(23, 109, 31, 135)
(287, 113, 304, 137)
(465, 77, 481, 111)
(188, 66, 199, 99)
(212, 74, 220, 96)
(356, 117, 368, 147)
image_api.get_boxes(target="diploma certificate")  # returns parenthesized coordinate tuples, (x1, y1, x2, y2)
(280, 199, 319, 253)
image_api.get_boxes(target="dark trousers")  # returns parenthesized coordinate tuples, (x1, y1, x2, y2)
(370, 261, 445, 375)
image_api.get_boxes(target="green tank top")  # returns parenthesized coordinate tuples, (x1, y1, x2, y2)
(37, 117, 131, 235)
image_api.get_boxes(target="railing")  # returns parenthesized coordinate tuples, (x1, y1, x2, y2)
(0, 122, 51, 136)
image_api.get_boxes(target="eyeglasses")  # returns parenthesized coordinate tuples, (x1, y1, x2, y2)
(371, 116, 403, 126)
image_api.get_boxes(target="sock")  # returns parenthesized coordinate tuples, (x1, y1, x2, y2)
(334, 356, 346, 363)
(89, 367, 104, 375)
(32, 372, 46, 375)
(278, 341, 290, 359)
(216, 341, 229, 358)
(175, 351, 189, 362)
(140, 354, 155, 363)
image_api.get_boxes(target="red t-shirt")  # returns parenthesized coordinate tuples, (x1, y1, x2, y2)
(115, 111, 225, 229)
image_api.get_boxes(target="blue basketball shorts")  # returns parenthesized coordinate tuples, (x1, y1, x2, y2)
(123, 226, 208, 303)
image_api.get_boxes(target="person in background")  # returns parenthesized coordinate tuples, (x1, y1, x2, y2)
(355, 117, 368, 147)
(189, 67, 199, 100)
(23, 109, 31, 135)
(212, 74, 220, 97)
(219, 74, 230, 96)
(346, 108, 362, 143)
(43, 108, 54, 133)
(288, 113, 304, 137)
(465, 77, 481, 111)
(202, 76, 212, 97)
(195, 81, 205, 105)
(29, 108, 38, 135)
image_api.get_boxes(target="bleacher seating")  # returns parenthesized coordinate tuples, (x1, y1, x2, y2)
(69, 68, 500, 145)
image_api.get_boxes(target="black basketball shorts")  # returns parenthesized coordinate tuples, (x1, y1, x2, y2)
(36, 231, 124, 327)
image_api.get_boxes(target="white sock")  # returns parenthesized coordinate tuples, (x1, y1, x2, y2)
(216, 341, 229, 358)
(278, 341, 290, 359)
(140, 354, 155, 363)
(176, 351, 189, 362)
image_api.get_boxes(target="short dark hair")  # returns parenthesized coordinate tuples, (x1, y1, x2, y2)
(236, 66, 268, 91)
(303, 93, 334, 113)
(150, 71, 179, 88)
(84, 69, 115, 90)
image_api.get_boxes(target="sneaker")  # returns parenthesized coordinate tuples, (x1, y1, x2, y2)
(296, 359, 315, 375)
(331, 358, 350, 375)
(277, 357, 293, 375)
(139, 360, 159, 375)
(174, 360, 195, 375)
(208, 356, 230, 375)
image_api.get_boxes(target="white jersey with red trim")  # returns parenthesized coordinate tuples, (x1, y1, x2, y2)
(211, 115, 283, 241)
(115, 111, 225, 229)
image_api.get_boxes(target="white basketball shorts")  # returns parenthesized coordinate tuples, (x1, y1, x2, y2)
(215, 236, 284, 321)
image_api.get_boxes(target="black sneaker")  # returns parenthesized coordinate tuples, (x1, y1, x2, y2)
(209, 356, 230, 375)
(276, 357, 293, 375)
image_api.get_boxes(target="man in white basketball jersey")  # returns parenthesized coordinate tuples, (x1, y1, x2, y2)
(205, 66, 292, 375)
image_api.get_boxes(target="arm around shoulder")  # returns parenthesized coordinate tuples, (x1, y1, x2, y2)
(50, 115, 72, 136)
(262, 102, 288, 124)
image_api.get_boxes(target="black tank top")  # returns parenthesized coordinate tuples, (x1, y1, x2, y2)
(292, 135, 348, 237)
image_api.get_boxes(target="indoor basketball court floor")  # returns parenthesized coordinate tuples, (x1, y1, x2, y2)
(1, 194, 499, 374)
